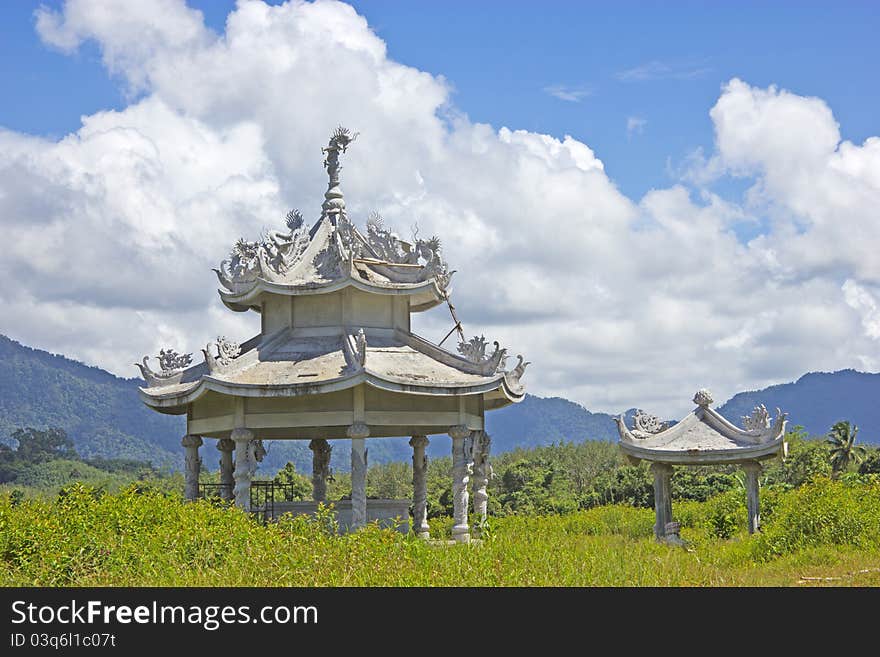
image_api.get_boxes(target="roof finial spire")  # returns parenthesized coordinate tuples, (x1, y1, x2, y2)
(693, 389, 714, 408)
(322, 126, 358, 218)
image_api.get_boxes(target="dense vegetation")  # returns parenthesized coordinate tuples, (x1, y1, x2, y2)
(2, 477, 879, 586)
(0, 427, 181, 498)
(6, 423, 880, 515)
(243, 426, 880, 520)
(2, 421, 879, 586)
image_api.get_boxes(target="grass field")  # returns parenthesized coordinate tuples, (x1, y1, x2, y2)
(2, 477, 879, 586)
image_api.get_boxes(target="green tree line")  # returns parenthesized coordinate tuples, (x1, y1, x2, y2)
(262, 423, 880, 518)
(0, 427, 176, 494)
(6, 422, 878, 515)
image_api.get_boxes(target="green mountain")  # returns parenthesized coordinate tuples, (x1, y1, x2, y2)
(2, 334, 878, 477)
(717, 370, 880, 442)
(0, 334, 181, 467)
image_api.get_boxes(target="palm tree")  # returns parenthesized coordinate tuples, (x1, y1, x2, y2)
(826, 421, 867, 477)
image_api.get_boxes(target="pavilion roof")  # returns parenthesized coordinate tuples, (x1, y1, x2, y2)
(215, 213, 450, 312)
(214, 126, 452, 312)
(615, 389, 788, 464)
(137, 327, 528, 413)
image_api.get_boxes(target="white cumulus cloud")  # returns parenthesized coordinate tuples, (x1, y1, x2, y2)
(1, 1, 878, 418)
(843, 279, 880, 339)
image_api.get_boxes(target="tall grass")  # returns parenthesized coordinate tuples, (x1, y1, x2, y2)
(2, 479, 879, 586)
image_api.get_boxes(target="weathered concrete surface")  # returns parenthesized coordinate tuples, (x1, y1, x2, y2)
(263, 500, 411, 534)
(410, 435, 430, 538)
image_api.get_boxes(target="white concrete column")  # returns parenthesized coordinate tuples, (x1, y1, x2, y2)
(471, 431, 492, 528)
(743, 460, 762, 534)
(181, 434, 202, 501)
(651, 462, 674, 540)
(216, 438, 235, 501)
(348, 422, 370, 530)
(309, 439, 332, 503)
(449, 425, 473, 543)
(409, 435, 430, 538)
(231, 428, 254, 511)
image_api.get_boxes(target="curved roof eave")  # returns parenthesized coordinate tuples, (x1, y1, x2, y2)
(618, 435, 786, 464)
(139, 368, 522, 412)
(218, 276, 445, 312)
(619, 407, 785, 444)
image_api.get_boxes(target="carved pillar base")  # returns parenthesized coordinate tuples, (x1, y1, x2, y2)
(232, 428, 254, 511)
(181, 435, 202, 501)
(348, 423, 370, 530)
(651, 462, 674, 541)
(309, 438, 332, 503)
(217, 438, 235, 501)
(409, 435, 430, 538)
(744, 461, 762, 534)
(450, 425, 473, 543)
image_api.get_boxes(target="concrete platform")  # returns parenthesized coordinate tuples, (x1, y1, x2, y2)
(263, 499, 411, 533)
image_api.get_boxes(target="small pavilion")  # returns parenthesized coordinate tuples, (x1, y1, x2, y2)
(615, 389, 787, 541)
(136, 127, 529, 542)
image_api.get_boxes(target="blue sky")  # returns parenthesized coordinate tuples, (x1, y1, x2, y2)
(0, 0, 878, 415)
(3, 1, 878, 201)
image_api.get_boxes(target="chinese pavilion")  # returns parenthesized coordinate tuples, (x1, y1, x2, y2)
(616, 389, 787, 541)
(136, 128, 529, 542)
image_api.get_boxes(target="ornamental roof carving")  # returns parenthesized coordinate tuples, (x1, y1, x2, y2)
(615, 390, 788, 464)
(213, 128, 452, 311)
(457, 335, 508, 375)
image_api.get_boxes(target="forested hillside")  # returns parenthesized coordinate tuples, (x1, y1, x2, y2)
(2, 334, 878, 477)
(718, 370, 880, 443)
(0, 335, 180, 466)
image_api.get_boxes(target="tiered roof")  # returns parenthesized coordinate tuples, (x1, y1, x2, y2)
(136, 127, 528, 414)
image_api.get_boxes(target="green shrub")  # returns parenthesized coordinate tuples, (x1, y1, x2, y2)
(9, 490, 24, 507)
(762, 431, 832, 488)
(703, 490, 746, 539)
(858, 449, 880, 475)
(584, 463, 653, 508)
(671, 468, 739, 502)
(753, 477, 880, 559)
(272, 462, 312, 501)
